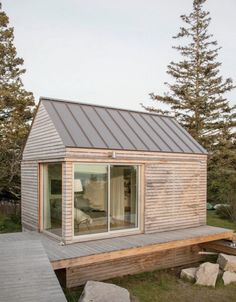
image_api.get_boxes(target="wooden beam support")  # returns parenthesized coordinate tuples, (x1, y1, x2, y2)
(51, 230, 233, 270)
(201, 240, 236, 256)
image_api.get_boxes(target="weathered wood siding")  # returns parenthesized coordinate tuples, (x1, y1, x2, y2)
(66, 244, 204, 287)
(145, 155, 207, 233)
(23, 103, 65, 160)
(65, 149, 207, 238)
(21, 161, 38, 231)
(21, 102, 66, 232)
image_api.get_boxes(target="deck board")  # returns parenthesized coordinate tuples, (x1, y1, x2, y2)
(0, 234, 66, 302)
(6, 226, 233, 261)
(0, 225, 233, 269)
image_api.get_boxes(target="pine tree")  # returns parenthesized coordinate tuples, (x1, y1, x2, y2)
(146, 0, 235, 151)
(0, 3, 35, 200)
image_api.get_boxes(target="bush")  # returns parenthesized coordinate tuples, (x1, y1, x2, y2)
(215, 205, 232, 220)
(0, 213, 21, 233)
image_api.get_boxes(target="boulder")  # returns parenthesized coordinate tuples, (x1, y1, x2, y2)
(195, 262, 219, 287)
(180, 267, 198, 282)
(217, 253, 236, 272)
(78, 280, 130, 302)
(223, 271, 236, 285)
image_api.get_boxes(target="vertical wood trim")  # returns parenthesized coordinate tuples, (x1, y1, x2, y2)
(62, 161, 73, 243)
(38, 164, 42, 231)
(140, 164, 145, 232)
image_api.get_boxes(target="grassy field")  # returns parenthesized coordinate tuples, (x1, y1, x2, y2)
(64, 211, 236, 302)
(65, 268, 236, 302)
(0, 213, 21, 233)
(207, 210, 236, 232)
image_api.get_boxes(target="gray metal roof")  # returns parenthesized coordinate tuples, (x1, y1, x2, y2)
(41, 97, 207, 154)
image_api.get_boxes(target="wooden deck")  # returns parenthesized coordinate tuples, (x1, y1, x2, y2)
(0, 226, 234, 289)
(0, 233, 67, 302)
(1, 225, 231, 269)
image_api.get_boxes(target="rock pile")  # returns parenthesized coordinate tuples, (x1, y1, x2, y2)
(180, 253, 236, 287)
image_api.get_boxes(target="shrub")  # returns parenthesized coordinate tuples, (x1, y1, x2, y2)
(215, 205, 232, 221)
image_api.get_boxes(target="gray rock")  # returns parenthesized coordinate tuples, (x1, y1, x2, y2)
(78, 280, 130, 302)
(195, 262, 219, 287)
(217, 253, 236, 272)
(223, 271, 236, 285)
(180, 267, 198, 282)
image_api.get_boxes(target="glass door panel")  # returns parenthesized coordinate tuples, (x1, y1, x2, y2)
(74, 164, 108, 236)
(110, 165, 138, 231)
(43, 163, 62, 237)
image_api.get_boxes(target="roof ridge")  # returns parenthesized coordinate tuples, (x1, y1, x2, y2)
(40, 96, 175, 119)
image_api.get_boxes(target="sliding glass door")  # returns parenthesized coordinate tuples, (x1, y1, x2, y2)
(110, 165, 138, 231)
(74, 164, 108, 236)
(73, 164, 139, 237)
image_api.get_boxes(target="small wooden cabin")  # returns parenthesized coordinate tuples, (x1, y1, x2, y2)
(22, 97, 208, 244)
(21, 97, 235, 287)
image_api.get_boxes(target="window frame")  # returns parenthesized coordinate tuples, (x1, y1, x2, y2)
(72, 162, 142, 241)
(39, 162, 64, 241)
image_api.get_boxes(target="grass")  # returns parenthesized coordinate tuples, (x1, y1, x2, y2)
(207, 210, 236, 232)
(0, 212, 21, 233)
(64, 268, 236, 302)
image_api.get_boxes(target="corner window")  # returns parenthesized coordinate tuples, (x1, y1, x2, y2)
(73, 164, 139, 237)
(42, 163, 62, 237)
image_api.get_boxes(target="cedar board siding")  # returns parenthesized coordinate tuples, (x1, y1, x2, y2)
(65, 148, 207, 237)
(66, 244, 204, 287)
(21, 161, 39, 230)
(23, 103, 65, 160)
(145, 158, 207, 233)
(22, 102, 65, 231)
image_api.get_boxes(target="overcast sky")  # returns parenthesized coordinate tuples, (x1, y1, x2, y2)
(3, 0, 236, 110)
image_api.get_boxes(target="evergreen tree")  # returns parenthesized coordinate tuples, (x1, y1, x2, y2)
(146, 0, 235, 151)
(0, 3, 35, 200)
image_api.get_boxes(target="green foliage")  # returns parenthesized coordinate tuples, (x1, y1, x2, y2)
(144, 0, 235, 152)
(0, 212, 21, 233)
(208, 147, 236, 221)
(215, 205, 232, 220)
(0, 2, 35, 200)
(207, 211, 236, 232)
(143, 0, 236, 218)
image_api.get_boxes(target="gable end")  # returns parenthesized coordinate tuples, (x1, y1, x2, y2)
(23, 102, 66, 160)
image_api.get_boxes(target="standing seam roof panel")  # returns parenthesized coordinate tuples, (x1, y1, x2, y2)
(162, 118, 201, 153)
(81, 105, 123, 149)
(43, 101, 75, 147)
(52, 102, 91, 148)
(107, 109, 148, 150)
(171, 119, 206, 153)
(94, 107, 136, 150)
(154, 116, 193, 153)
(71, 104, 107, 148)
(41, 98, 207, 154)
(119, 111, 160, 152)
(142, 115, 181, 152)
(130, 112, 171, 152)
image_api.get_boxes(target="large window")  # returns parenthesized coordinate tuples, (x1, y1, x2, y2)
(74, 164, 138, 237)
(42, 163, 62, 237)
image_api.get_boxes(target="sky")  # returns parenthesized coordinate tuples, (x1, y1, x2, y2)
(3, 0, 236, 111)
